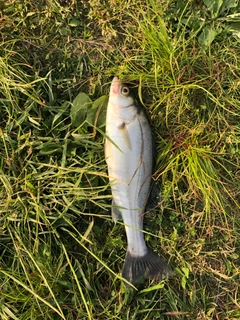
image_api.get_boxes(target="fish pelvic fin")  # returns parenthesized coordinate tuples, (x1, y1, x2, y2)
(122, 248, 173, 286)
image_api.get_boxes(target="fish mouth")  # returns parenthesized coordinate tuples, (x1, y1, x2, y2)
(112, 76, 119, 81)
(111, 76, 121, 95)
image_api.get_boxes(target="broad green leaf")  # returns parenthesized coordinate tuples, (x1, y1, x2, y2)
(60, 27, 70, 35)
(93, 95, 108, 128)
(203, 0, 223, 19)
(181, 276, 187, 289)
(92, 95, 107, 110)
(69, 19, 81, 27)
(228, 22, 240, 38)
(182, 267, 189, 278)
(198, 25, 218, 50)
(70, 92, 92, 128)
(86, 95, 108, 128)
(220, 0, 238, 15)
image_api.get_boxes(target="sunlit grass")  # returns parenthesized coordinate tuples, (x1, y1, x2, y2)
(1, 0, 240, 319)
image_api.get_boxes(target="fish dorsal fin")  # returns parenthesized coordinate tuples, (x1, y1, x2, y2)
(118, 122, 132, 150)
(145, 182, 160, 212)
(111, 199, 123, 222)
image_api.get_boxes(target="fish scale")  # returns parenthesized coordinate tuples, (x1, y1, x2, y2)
(105, 76, 172, 286)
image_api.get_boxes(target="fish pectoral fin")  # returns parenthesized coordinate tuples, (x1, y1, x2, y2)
(118, 122, 132, 150)
(122, 248, 173, 286)
(111, 200, 123, 222)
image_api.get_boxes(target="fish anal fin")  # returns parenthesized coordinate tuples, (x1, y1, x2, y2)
(111, 199, 123, 222)
(122, 247, 173, 286)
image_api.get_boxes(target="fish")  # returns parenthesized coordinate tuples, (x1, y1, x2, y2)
(105, 76, 172, 286)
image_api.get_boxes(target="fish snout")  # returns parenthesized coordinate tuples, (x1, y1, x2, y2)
(111, 76, 121, 95)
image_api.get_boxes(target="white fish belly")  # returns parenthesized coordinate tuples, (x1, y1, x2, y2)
(106, 113, 152, 257)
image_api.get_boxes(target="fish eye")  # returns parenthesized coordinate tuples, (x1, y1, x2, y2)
(121, 86, 130, 96)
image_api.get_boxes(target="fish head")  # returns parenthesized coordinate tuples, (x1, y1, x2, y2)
(108, 77, 138, 121)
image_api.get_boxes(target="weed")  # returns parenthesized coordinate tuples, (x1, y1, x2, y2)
(1, 0, 240, 319)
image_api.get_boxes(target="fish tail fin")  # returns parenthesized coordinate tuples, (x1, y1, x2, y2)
(122, 248, 173, 286)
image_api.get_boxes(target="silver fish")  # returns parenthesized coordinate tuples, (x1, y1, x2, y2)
(105, 76, 172, 285)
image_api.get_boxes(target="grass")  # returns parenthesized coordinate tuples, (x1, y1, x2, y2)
(1, 0, 240, 319)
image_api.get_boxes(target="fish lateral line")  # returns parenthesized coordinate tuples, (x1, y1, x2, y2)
(126, 156, 143, 186)
(138, 175, 152, 197)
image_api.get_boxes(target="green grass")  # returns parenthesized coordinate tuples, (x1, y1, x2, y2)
(1, 0, 240, 319)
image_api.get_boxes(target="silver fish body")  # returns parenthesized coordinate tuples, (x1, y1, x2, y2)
(105, 77, 172, 285)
